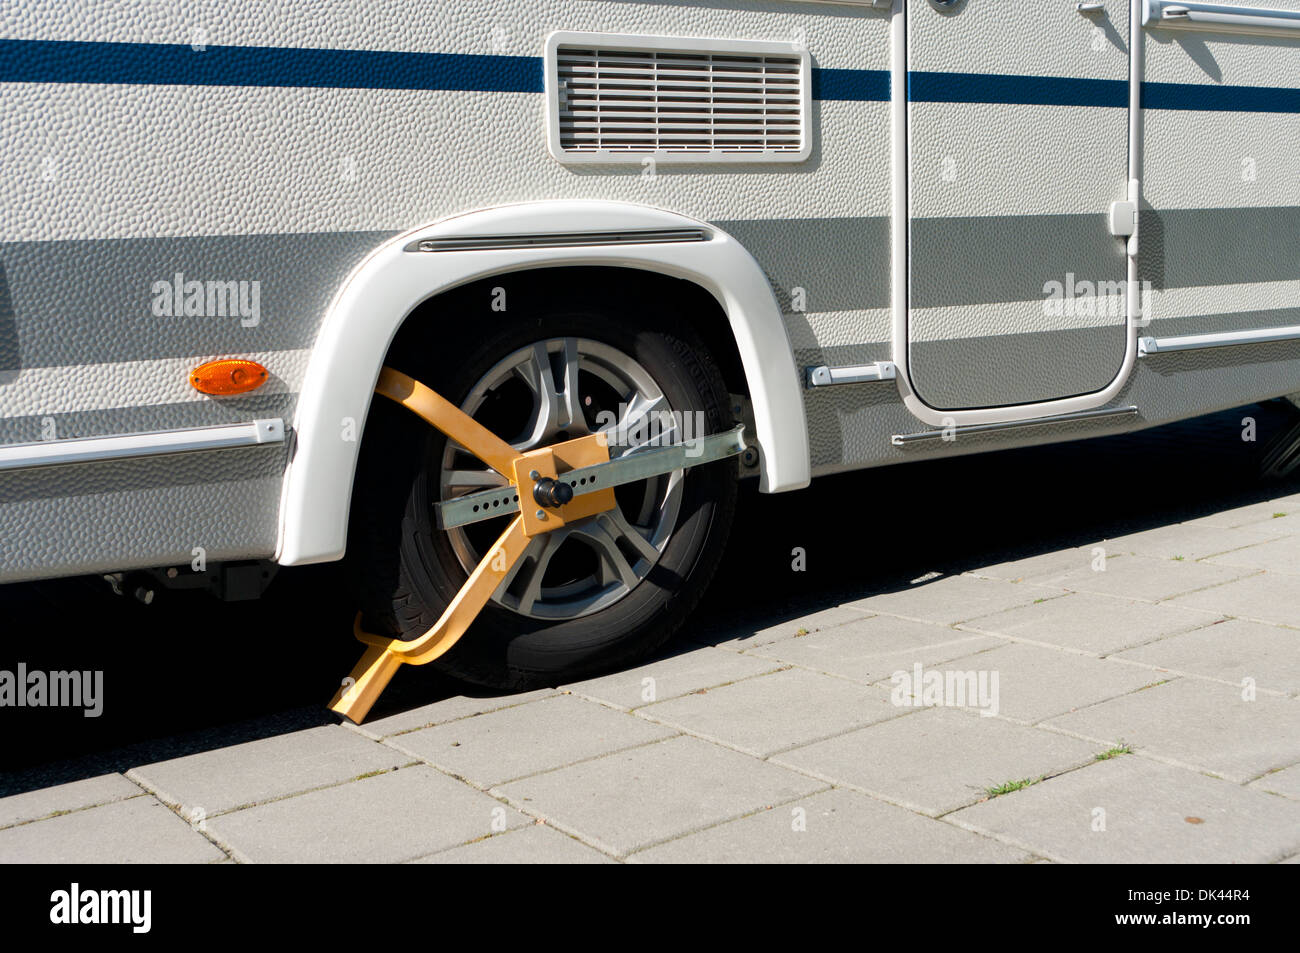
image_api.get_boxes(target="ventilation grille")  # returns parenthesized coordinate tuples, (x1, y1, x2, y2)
(554, 44, 806, 159)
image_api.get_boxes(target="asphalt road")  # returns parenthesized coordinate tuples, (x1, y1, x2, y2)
(3, 399, 1298, 797)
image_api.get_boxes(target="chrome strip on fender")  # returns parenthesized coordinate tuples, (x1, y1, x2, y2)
(405, 228, 710, 253)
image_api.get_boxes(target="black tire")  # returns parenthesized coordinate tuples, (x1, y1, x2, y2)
(347, 281, 737, 691)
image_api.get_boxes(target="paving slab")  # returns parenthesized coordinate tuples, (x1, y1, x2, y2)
(1206, 534, 1300, 577)
(638, 667, 902, 757)
(959, 591, 1219, 655)
(0, 795, 224, 863)
(8, 461, 1300, 864)
(1032, 555, 1258, 603)
(1252, 512, 1300, 535)
(410, 823, 614, 864)
(846, 575, 1064, 626)
(493, 735, 824, 857)
(937, 642, 1162, 724)
(689, 605, 871, 650)
(966, 546, 1104, 583)
(562, 646, 782, 710)
(128, 725, 409, 817)
(387, 694, 675, 787)
(0, 773, 142, 829)
(630, 787, 1031, 864)
(1116, 618, 1300, 695)
(1046, 678, 1300, 783)
(1168, 570, 1300, 628)
(1249, 763, 1300, 801)
(1184, 497, 1300, 530)
(951, 756, 1300, 863)
(774, 706, 1101, 816)
(1100, 522, 1284, 562)
(349, 688, 558, 740)
(207, 764, 527, 863)
(744, 613, 1001, 684)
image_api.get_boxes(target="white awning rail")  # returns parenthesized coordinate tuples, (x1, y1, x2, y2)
(1144, 0, 1300, 37)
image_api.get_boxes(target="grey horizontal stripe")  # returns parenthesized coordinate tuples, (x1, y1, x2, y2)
(0, 393, 296, 444)
(1146, 306, 1300, 339)
(0, 230, 394, 372)
(794, 342, 893, 372)
(911, 213, 1127, 309)
(910, 324, 1127, 410)
(0, 440, 288, 506)
(0, 206, 1287, 381)
(713, 216, 891, 313)
(1139, 207, 1300, 290)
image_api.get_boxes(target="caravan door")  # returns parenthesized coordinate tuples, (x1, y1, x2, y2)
(904, 0, 1134, 411)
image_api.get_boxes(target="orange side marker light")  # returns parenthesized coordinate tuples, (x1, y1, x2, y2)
(190, 359, 269, 396)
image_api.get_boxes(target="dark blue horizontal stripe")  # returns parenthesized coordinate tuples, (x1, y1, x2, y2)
(910, 70, 1128, 108)
(0, 38, 543, 92)
(913, 69, 1300, 114)
(812, 67, 889, 102)
(1144, 79, 1300, 114)
(4, 39, 1300, 113)
(0, 37, 888, 102)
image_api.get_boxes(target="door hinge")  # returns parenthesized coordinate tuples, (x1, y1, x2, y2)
(1109, 199, 1137, 238)
(1107, 178, 1138, 252)
(1109, 178, 1141, 255)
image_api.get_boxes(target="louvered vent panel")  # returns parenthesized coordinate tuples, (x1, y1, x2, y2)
(555, 45, 805, 158)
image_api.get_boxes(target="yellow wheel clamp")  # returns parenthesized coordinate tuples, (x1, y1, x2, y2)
(329, 367, 747, 723)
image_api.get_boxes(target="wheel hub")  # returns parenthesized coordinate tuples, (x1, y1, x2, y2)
(438, 337, 684, 621)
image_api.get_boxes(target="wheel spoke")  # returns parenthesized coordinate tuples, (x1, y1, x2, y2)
(507, 529, 567, 615)
(571, 512, 645, 589)
(601, 507, 661, 564)
(601, 392, 670, 455)
(632, 467, 683, 526)
(558, 337, 587, 435)
(629, 418, 678, 455)
(515, 338, 588, 449)
(444, 468, 510, 489)
(518, 343, 559, 447)
(491, 533, 539, 598)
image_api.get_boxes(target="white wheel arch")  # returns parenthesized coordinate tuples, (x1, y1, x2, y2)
(276, 200, 811, 566)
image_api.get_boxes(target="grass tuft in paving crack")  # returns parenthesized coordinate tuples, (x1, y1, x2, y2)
(1094, 744, 1133, 761)
(984, 776, 1046, 799)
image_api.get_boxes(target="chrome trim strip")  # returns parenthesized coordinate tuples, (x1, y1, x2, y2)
(0, 418, 286, 472)
(405, 228, 710, 253)
(1139, 325, 1300, 356)
(807, 361, 898, 387)
(891, 406, 1139, 446)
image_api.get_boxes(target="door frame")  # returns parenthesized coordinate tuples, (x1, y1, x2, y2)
(889, 0, 1144, 428)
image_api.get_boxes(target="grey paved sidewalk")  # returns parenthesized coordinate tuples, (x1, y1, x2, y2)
(2, 492, 1299, 863)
